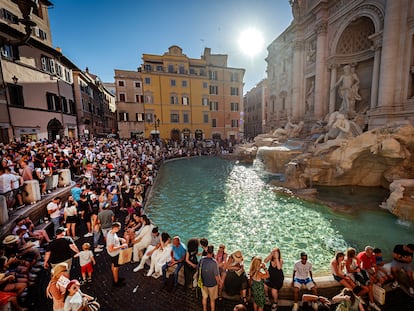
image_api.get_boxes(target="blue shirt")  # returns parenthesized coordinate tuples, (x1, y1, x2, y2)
(71, 186, 82, 202)
(172, 242, 187, 261)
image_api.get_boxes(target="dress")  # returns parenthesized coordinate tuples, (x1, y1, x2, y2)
(224, 269, 248, 296)
(265, 263, 284, 290)
(251, 279, 266, 307)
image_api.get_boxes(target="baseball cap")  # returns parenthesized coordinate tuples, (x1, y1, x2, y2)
(56, 227, 67, 235)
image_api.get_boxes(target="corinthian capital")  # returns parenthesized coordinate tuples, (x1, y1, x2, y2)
(315, 21, 328, 35)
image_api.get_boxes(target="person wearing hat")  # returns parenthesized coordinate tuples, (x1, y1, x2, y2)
(46, 263, 70, 311)
(44, 227, 79, 271)
(291, 252, 318, 311)
(198, 245, 222, 311)
(223, 250, 248, 304)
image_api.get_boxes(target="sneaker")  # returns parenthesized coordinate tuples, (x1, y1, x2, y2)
(97, 244, 104, 248)
(80, 279, 86, 285)
(409, 287, 414, 296)
(73, 236, 79, 241)
(271, 303, 278, 311)
(292, 302, 299, 311)
(83, 232, 93, 237)
(87, 278, 92, 283)
(133, 265, 142, 273)
(312, 301, 319, 310)
(369, 301, 381, 311)
(392, 280, 399, 289)
(94, 247, 103, 253)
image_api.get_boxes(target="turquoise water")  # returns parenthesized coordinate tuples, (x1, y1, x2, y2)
(146, 157, 414, 273)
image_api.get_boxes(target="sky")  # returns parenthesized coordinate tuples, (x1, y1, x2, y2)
(48, 0, 293, 92)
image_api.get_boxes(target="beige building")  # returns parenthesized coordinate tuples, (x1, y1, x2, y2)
(266, 0, 414, 131)
(243, 79, 268, 138)
(0, 0, 78, 142)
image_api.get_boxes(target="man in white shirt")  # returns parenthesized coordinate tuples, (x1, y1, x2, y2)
(47, 197, 62, 236)
(0, 167, 15, 210)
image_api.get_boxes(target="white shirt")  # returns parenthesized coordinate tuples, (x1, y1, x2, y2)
(0, 173, 14, 193)
(293, 260, 313, 279)
(47, 201, 60, 219)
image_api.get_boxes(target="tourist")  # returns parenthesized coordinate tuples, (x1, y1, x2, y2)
(73, 242, 95, 285)
(97, 202, 115, 243)
(264, 247, 284, 311)
(47, 197, 63, 236)
(291, 252, 318, 311)
(390, 243, 414, 295)
(131, 215, 154, 264)
(106, 222, 127, 287)
(373, 248, 392, 285)
(63, 196, 78, 240)
(198, 245, 222, 311)
(215, 243, 228, 300)
(345, 247, 380, 310)
(183, 238, 199, 291)
(332, 286, 365, 311)
(78, 194, 93, 238)
(46, 263, 70, 311)
(132, 226, 160, 272)
(200, 238, 209, 257)
(357, 246, 377, 283)
(249, 256, 270, 311)
(21, 216, 51, 243)
(223, 250, 248, 305)
(0, 167, 16, 210)
(146, 232, 172, 278)
(70, 182, 82, 202)
(32, 167, 47, 196)
(44, 227, 80, 271)
(161, 235, 186, 291)
(63, 279, 94, 311)
(331, 251, 355, 289)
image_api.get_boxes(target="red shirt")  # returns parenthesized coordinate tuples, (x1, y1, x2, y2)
(357, 251, 376, 270)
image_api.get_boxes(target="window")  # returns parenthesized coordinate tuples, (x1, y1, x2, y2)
(189, 68, 195, 75)
(119, 112, 129, 121)
(62, 97, 68, 113)
(118, 81, 124, 87)
(46, 92, 55, 110)
(134, 81, 141, 88)
(203, 113, 209, 123)
(146, 112, 154, 123)
(231, 72, 239, 82)
(183, 112, 189, 123)
(136, 113, 144, 122)
(209, 101, 218, 111)
(70, 100, 76, 114)
(8, 84, 24, 107)
(119, 93, 126, 102)
(144, 95, 153, 103)
(182, 80, 187, 87)
(209, 71, 217, 80)
(33, 27, 47, 40)
(144, 64, 152, 71)
(179, 65, 185, 74)
(156, 65, 163, 71)
(230, 87, 239, 96)
(202, 98, 208, 106)
(170, 95, 178, 105)
(135, 94, 143, 103)
(1, 44, 19, 60)
(209, 85, 218, 95)
(170, 113, 179, 123)
(168, 64, 174, 73)
(170, 79, 176, 87)
(182, 96, 189, 105)
(231, 119, 239, 128)
(212, 118, 217, 128)
(231, 102, 239, 111)
(203, 82, 208, 89)
(144, 77, 151, 84)
(200, 69, 206, 76)
(1, 9, 18, 23)
(40, 55, 55, 74)
(54, 95, 61, 111)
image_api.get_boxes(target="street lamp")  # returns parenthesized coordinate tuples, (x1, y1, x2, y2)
(153, 114, 160, 141)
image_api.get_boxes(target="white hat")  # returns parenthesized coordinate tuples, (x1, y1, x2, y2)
(2, 235, 19, 245)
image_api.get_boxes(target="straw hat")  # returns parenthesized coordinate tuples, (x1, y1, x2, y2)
(51, 262, 68, 276)
(232, 250, 243, 262)
(2, 235, 19, 245)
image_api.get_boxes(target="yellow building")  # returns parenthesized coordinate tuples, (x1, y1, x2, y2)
(115, 46, 245, 141)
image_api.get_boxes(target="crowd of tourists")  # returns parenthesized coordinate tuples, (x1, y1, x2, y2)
(0, 136, 413, 311)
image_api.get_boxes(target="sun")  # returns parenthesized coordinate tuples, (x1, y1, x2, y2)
(238, 28, 264, 56)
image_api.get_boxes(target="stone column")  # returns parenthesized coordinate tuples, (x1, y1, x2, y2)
(314, 21, 328, 119)
(291, 40, 303, 120)
(369, 32, 383, 109)
(377, 0, 404, 108)
(328, 63, 338, 114)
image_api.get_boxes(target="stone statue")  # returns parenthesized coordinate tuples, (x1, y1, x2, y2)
(314, 112, 350, 144)
(332, 64, 362, 117)
(284, 117, 304, 138)
(305, 80, 315, 113)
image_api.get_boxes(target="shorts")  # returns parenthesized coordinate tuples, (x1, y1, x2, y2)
(293, 278, 315, 290)
(81, 262, 93, 274)
(201, 285, 218, 300)
(391, 260, 412, 273)
(65, 215, 78, 224)
(2, 190, 14, 203)
(110, 254, 120, 267)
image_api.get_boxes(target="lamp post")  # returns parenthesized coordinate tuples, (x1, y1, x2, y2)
(153, 114, 160, 141)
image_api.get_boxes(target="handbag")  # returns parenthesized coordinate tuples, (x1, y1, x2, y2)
(197, 260, 203, 288)
(83, 299, 100, 311)
(372, 283, 386, 305)
(118, 247, 132, 265)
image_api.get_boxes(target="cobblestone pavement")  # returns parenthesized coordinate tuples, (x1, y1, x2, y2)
(25, 214, 414, 311)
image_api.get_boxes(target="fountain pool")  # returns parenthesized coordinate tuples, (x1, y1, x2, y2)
(146, 157, 414, 273)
